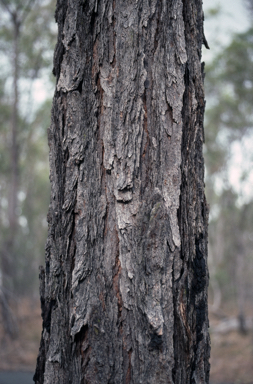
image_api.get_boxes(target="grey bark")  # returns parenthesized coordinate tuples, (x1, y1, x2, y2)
(34, 0, 210, 383)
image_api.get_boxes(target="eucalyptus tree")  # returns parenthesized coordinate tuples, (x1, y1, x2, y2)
(34, 0, 210, 383)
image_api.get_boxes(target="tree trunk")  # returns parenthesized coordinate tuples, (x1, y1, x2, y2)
(0, 9, 20, 339)
(9, 13, 19, 233)
(34, 0, 210, 383)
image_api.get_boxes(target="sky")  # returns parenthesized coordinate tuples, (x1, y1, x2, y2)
(203, 0, 250, 62)
(203, 0, 250, 34)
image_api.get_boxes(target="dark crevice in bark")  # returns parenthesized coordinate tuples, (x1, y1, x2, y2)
(113, 227, 122, 321)
(70, 222, 77, 275)
(142, 88, 149, 145)
(33, 267, 46, 384)
(125, 348, 132, 384)
(42, 298, 56, 334)
(78, 325, 91, 383)
(153, 0, 162, 54)
(76, 80, 83, 94)
(53, 0, 67, 79)
(148, 333, 163, 351)
(140, 88, 151, 197)
(111, 0, 116, 67)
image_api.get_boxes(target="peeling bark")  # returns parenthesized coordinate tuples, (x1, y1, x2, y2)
(34, 0, 210, 383)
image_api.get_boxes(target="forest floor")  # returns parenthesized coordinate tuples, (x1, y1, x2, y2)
(0, 298, 41, 373)
(0, 298, 253, 383)
(209, 306, 253, 384)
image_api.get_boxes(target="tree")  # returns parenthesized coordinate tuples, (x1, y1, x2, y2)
(0, 0, 55, 337)
(34, 1, 210, 383)
(204, 7, 253, 323)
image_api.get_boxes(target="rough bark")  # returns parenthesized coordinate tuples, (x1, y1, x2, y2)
(34, 0, 210, 383)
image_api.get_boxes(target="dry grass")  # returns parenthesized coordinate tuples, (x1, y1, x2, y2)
(0, 297, 41, 372)
(210, 330, 253, 383)
(209, 309, 253, 384)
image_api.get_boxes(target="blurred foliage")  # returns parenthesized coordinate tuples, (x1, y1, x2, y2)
(0, 0, 56, 297)
(205, 27, 253, 179)
(204, 15, 253, 316)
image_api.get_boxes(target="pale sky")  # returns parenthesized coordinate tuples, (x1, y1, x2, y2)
(203, 0, 250, 34)
(203, 0, 250, 62)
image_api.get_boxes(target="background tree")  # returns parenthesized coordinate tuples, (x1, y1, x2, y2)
(204, 4, 253, 330)
(0, 0, 56, 337)
(34, 1, 210, 383)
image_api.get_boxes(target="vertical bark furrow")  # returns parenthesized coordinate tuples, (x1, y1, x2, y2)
(35, 1, 210, 383)
(172, 1, 210, 383)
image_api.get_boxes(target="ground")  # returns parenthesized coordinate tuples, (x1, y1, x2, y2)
(0, 298, 41, 372)
(0, 298, 253, 383)
(209, 308, 253, 384)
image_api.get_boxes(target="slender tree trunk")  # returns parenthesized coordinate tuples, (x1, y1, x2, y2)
(0, 11, 20, 339)
(9, 14, 19, 233)
(35, 1, 210, 383)
(236, 249, 246, 334)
